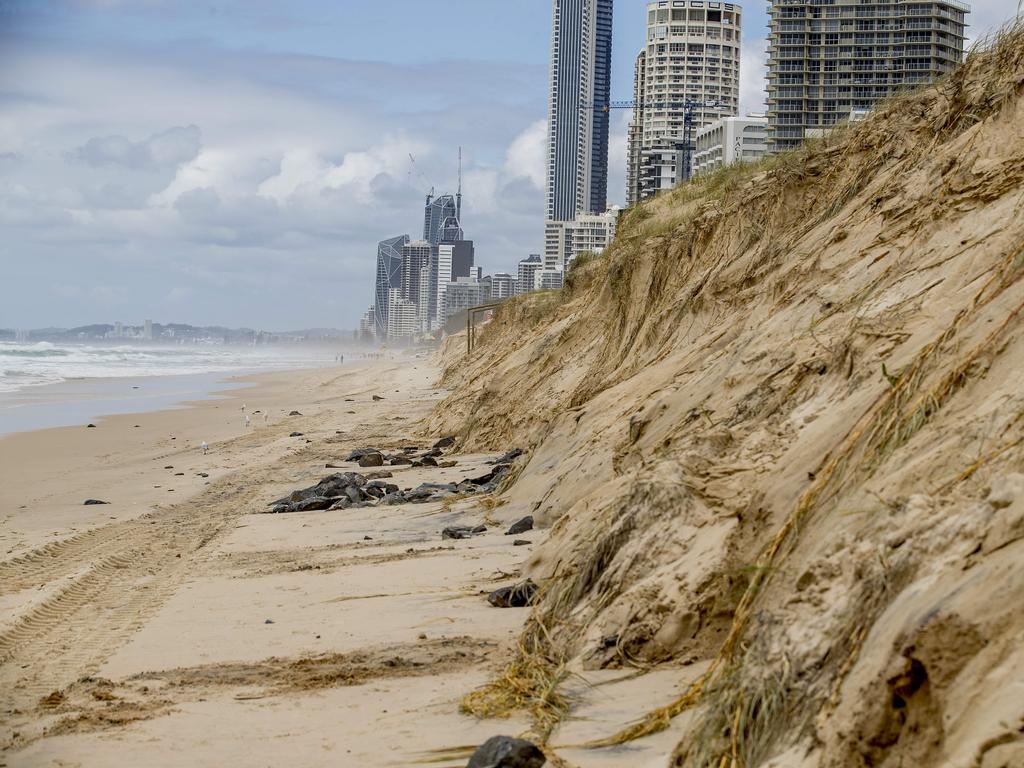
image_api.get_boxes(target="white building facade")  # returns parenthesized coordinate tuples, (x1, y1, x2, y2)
(627, 0, 743, 203)
(544, 208, 620, 271)
(386, 289, 418, 341)
(693, 114, 768, 176)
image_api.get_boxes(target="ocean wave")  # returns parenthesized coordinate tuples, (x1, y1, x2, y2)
(0, 342, 344, 395)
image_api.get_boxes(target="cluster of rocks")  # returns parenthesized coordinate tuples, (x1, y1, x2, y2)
(265, 442, 525, 515)
(267, 472, 399, 513)
(345, 435, 460, 469)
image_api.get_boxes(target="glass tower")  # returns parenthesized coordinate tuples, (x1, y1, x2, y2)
(374, 234, 410, 338)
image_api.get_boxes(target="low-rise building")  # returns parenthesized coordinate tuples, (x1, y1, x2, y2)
(490, 272, 516, 300)
(544, 208, 619, 272)
(517, 255, 543, 295)
(693, 115, 768, 177)
(443, 277, 487, 323)
(535, 269, 565, 291)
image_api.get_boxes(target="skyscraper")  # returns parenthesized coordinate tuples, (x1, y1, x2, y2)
(545, 0, 614, 226)
(423, 193, 459, 246)
(374, 234, 410, 338)
(626, 1, 742, 204)
(766, 0, 967, 152)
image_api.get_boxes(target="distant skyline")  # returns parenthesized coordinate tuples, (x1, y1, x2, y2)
(0, 0, 1016, 329)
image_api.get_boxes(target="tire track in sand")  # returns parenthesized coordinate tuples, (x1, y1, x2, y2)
(0, 481, 259, 712)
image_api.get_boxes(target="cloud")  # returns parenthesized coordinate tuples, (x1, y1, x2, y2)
(67, 125, 201, 169)
(503, 120, 546, 189)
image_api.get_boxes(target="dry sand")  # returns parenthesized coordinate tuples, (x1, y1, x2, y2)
(0, 360, 683, 767)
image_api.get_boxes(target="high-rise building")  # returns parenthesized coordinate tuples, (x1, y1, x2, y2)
(626, 49, 647, 208)
(544, 208, 620, 271)
(435, 240, 476, 328)
(400, 240, 434, 307)
(387, 288, 418, 340)
(375, 234, 410, 338)
(490, 273, 517, 300)
(766, 0, 967, 151)
(143, 319, 153, 340)
(359, 306, 376, 340)
(545, 0, 614, 264)
(423, 193, 459, 246)
(517, 255, 544, 296)
(693, 115, 768, 176)
(626, 1, 742, 203)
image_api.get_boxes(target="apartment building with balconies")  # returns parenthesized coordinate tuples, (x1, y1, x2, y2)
(767, 0, 968, 151)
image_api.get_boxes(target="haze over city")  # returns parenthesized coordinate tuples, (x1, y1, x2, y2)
(0, 0, 1009, 331)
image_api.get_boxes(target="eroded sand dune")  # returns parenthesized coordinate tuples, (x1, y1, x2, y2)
(428, 22, 1024, 767)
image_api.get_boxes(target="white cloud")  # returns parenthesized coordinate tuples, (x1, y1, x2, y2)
(503, 120, 547, 189)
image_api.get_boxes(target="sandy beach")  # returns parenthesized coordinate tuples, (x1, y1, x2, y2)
(0, 359, 542, 766)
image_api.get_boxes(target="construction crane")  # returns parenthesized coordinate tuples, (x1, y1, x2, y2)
(584, 99, 721, 182)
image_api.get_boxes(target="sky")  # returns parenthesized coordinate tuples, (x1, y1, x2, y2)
(0, 0, 1017, 331)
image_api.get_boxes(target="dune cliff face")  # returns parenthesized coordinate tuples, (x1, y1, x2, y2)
(430, 25, 1024, 768)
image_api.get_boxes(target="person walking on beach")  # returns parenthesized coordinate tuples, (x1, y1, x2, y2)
(244, 414, 251, 428)
(201, 441, 209, 455)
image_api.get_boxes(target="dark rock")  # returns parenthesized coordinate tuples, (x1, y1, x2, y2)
(505, 516, 534, 536)
(442, 526, 476, 540)
(364, 486, 384, 499)
(363, 535, 373, 541)
(345, 485, 364, 504)
(289, 432, 304, 437)
(346, 447, 382, 461)
(329, 499, 351, 511)
(357, 452, 385, 468)
(419, 456, 439, 467)
(432, 436, 457, 450)
(457, 481, 479, 494)
(372, 395, 385, 401)
(513, 540, 531, 547)
(87, 424, 97, 428)
(416, 482, 458, 493)
(489, 448, 524, 466)
(271, 503, 296, 514)
(198, 473, 209, 478)
(296, 497, 334, 512)
(164, 466, 174, 469)
(439, 460, 458, 468)
(466, 735, 546, 768)
(365, 471, 393, 480)
(471, 524, 487, 534)
(83, 499, 110, 506)
(487, 580, 539, 608)
(380, 492, 406, 505)
(289, 411, 302, 416)
(390, 457, 413, 466)
(402, 446, 419, 454)
(174, 472, 184, 476)
(422, 448, 444, 458)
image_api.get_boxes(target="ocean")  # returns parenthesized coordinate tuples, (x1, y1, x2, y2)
(0, 341, 348, 435)
(0, 341, 347, 394)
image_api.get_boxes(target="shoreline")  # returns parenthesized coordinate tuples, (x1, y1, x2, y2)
(0, 360, 359, 437)
(0, 361, 391, 558)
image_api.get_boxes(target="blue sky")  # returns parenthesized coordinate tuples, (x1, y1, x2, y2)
(0, 0, 1015, 330)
